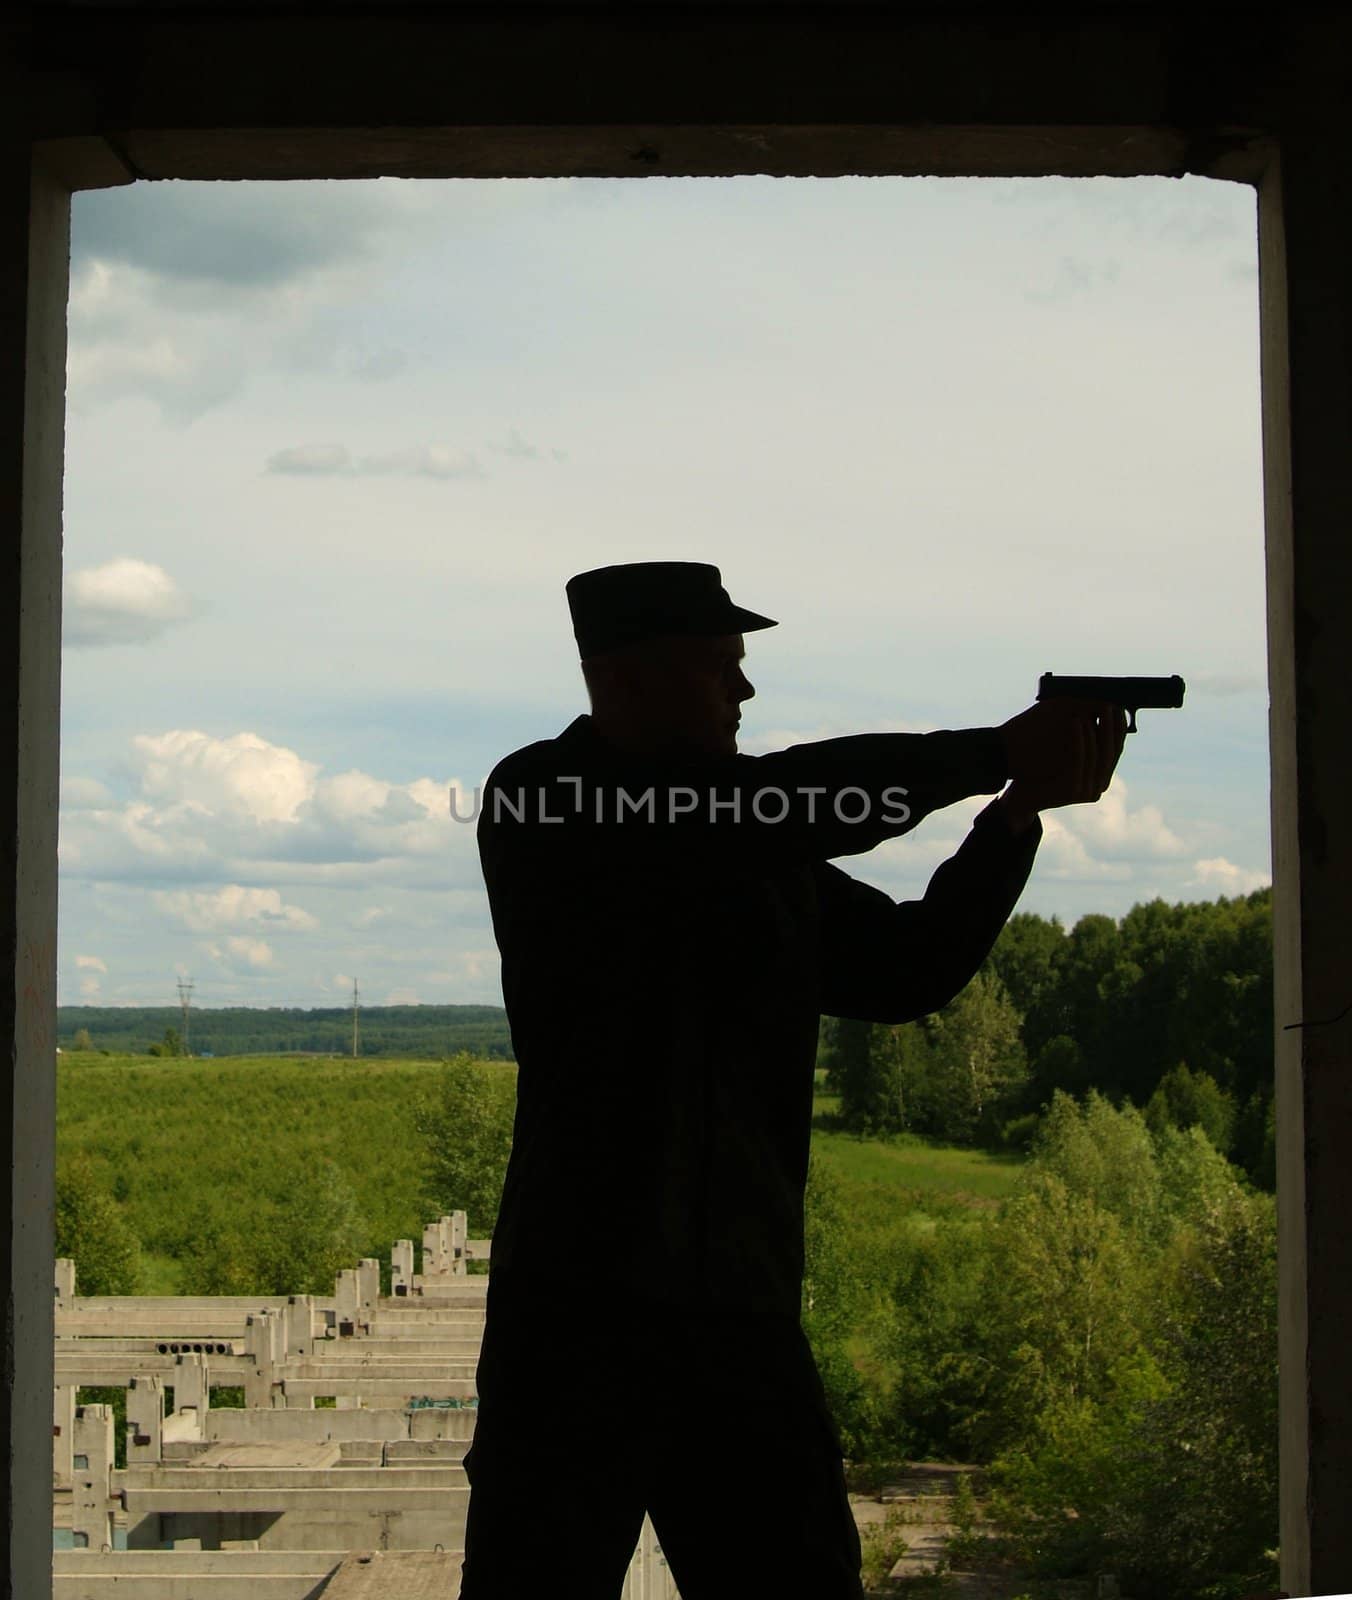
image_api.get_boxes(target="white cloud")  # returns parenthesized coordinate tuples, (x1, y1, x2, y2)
(1188, 857, 1270, 895)
(1049, 777, 1186, 861)
(384, 986, 420, 1005)
(133, 730, 318, 825)
(75, 954, 107, 973)
(79, 976, 101, 999)
(154, 884, 318, 934)
(208, 936, 274, 970)
(265, 443, 351, 475)
(60, 727, 485, 894)
(64, 558, 192, 648)
(266, 442, 484, 480)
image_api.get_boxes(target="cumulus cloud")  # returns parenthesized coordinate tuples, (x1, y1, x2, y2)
(60, 727, 485, 894)
(153, 884, 318, 934)
(1188, 857, 1270, 895)
(1050, 776, 1186, 860)
(75, 954, 107, 973)
(266, 443, 484, 480)
(134, 730, 318, 825)
(205, 936, 275, 970)
(64, 558, 193, 648)
(72, 182, 404, 290)
(264, 443, 351, 475)
(67, 182, 433, 419)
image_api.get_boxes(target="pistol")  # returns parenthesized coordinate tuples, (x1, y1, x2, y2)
(1036, 673, 1186, 733)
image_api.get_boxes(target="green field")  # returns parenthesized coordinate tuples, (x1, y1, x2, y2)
(57, 1051, 517, 1293)
(811, 1091, 1022, 1201)
(57, 1054, 1023, 1293)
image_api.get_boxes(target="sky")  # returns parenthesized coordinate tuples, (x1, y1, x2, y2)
(57, 172, 1269, 1010)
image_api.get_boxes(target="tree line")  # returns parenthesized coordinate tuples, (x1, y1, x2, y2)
(820, 886, 1275, 1190)
(58, 1003, 514, 1061)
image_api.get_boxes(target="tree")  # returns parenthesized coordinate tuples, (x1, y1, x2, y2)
(985, 911, 1067, 1025)
(181, 1161, 366, 1296)
(1107, 1187, 1279, 1597)
(830, 1016, 903, 1136)
(1144, 1062, 1236, 1156)
(55, 1154, 142, 1295)
(918, 971, 1027, 1144)
(72, 1027, 93, 1051)
(414, 1052, 517, 1234)
(148, 1026, 181, 1058)
(800, 1152, 889, 1457)
(1027, 1088, 1162, 1245)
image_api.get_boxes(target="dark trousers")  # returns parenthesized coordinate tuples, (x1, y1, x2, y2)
(458, 1303, 864, 1599)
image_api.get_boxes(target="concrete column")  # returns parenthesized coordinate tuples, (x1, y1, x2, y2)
(285, 1294, 315, 1358)
(392, 1238, 414, 1294)
(449, 1210, 467, 1276)
(71, 1404, 114, 1552)
(125, 1375, 163, 1465)
(54, 1258, 74, 1301)
(173, 1352, 209, 1433)
(52, 1383, 75, 1490)
(421, 1221, 442, 1277)
(1261, 111, 1352, 1597)
(335, 1268, 359, 1333)
(1, 152, 71, 1600)
(244, 1312, 278, 1408)
(356, 1258, 380, 1329)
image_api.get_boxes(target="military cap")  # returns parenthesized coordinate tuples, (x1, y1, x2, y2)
(565, 561, 778, 659)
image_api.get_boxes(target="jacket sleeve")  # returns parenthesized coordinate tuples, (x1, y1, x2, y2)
(479, 725, 1012, 878)
(815, 797, 1042, 1024)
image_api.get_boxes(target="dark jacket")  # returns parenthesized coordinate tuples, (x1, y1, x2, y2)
(476, 714, 1042, 1324)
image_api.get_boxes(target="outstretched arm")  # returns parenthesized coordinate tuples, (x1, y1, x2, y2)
(816, 798, 1042, 1024)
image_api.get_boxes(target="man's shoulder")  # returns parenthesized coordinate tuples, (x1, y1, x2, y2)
(485, 716, 588, 789)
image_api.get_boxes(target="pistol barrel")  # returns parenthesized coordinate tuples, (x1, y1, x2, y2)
(1036, 673, 1186, 732)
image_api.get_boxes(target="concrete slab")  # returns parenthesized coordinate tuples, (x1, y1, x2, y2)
(190, 1443, 342, 1470)
(319, 1549, 462, 1598)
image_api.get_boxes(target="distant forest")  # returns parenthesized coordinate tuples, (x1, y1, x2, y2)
(820, 886, 1276, 1190)
(56, 1003, 514, 1060)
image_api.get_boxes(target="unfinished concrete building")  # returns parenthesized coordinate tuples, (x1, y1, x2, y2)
(53, 1212, 678, 1597)
(6, 4, 1352, 1595)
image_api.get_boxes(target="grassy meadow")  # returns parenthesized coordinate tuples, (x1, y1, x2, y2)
(57, 1051, 514, 1293)
(57, 1053, 1022, 1294)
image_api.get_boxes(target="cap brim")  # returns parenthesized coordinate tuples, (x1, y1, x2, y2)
(725, 605, 778, 634)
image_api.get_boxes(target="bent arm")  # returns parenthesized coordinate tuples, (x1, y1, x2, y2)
(816, 797, 1042, 1024)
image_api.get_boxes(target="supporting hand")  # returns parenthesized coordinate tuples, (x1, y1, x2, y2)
(997, 699, 1128, 829)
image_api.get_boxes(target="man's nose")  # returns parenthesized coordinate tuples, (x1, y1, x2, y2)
(735, 671, 755, 703)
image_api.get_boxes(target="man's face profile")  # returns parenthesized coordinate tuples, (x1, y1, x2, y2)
(585, 632, 755, 760)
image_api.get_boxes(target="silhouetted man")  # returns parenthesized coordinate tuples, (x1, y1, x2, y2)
(460, 561, 1126, 1599)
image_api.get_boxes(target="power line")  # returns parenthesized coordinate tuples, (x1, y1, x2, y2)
(176, 976, 194, 1058)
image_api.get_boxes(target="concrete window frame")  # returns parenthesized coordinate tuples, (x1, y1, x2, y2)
(5, 9, 1350, 1597)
